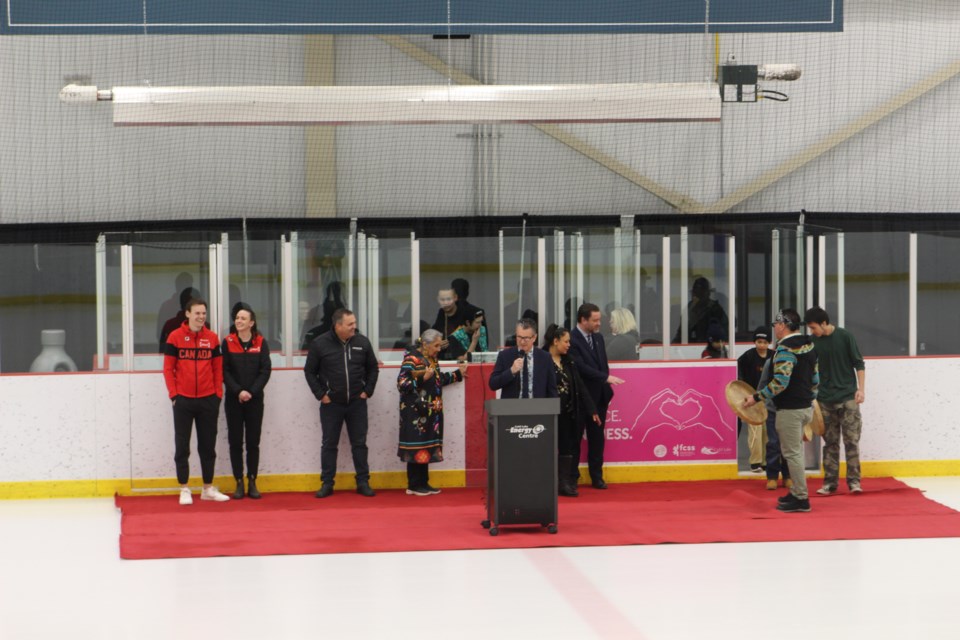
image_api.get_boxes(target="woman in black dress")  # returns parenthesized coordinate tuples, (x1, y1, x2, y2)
(542, 324, 600, 497)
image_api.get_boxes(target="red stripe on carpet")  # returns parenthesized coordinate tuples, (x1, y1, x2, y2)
(116, 478, 960, 560)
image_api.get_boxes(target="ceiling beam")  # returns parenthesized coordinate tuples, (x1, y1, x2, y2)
(699, 59, 960, 213)
(378, 35, 702, 212)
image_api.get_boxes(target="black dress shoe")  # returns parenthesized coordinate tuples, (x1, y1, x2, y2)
(558, 476, 579, 496)
(559, 483, 579, 497)
(591, 479, 608, 490)
(315, 483, 334, 498)
(356, 483, 376, 497)
(247, 477, 261, 499)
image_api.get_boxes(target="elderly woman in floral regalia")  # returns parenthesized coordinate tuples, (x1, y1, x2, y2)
(396, 329, 468, 496)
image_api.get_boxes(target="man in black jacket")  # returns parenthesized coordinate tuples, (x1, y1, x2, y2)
(304, 308, 380, 498)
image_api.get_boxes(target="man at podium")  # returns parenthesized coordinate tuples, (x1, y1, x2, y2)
(489, 318, 558, 399)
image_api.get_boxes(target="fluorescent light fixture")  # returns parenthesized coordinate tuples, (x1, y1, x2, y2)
(59, 83, 720, 125)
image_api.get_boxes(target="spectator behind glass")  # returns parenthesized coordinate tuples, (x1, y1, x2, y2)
(605, 308, 640, 361)
(299, 281, 322, 348)
(157, 272, 193, 344)
(673, 276, 728, 344)
(563, 297, 580, 331)
(701, 321, 729, 359)
(393, 320, 431, 351)
(638, 268, 660, 341)
(448, 308, 488, 362)
(159, 287, 201, 353)
(451, 277, 486, 331)
(300, 281, 346, 349)
(431, 287, 470, 359)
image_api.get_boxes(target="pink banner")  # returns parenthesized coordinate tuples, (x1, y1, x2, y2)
(583, 364, 738, 463)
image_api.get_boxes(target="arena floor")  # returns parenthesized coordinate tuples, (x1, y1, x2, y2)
(2, 476, 958, 639)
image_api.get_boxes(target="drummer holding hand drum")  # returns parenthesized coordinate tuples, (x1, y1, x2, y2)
(741, 309, 819, 513)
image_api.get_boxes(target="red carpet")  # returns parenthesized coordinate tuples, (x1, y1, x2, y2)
(116, 478, 960, 560)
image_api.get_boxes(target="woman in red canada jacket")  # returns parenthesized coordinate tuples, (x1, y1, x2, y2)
(162, 297, 229, 505)
(222, 303, 272, 499)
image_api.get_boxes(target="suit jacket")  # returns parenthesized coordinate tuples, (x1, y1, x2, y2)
(569, 328, 614, 406)
(488, 347, 558, 399)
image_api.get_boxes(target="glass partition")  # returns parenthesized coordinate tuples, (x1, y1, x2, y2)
(500, 227, 541, 348)
(129, 241, 211, 371)
(375, 233, 413, 362)
(546, 227, 579, 333)
(916, 231, 960, 355)
(819, 231, 839, 318)
(562, 226, 642, 360)
(842, 232, 909, 356)
(420, 234, 501, 352)
(668, 229, 733, 359)
(293, 231, 353, 358)
(585, 227, 632, 344)
(102, 241, 123, 371)
(292, 229, 412, 365)
(0, 243, 98, 373)
(226, 237, 284, 358)
(738, 225, 775, 341)
(545, 225, 658, 359)
(803, 224, 837, 326)
(5, 223, 960, 377)
(772, 227, 804, 319)
(636, 231, 664, 347)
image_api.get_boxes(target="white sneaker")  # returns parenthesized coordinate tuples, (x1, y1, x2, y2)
(179, 488, 193, 505)
(201, 486, 230, 502)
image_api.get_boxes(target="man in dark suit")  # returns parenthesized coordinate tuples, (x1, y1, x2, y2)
(569, 303, 625, 489)
(489, 318, 558, 399)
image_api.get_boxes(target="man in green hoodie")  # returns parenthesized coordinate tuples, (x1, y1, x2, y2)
(804, 306, 866, 496)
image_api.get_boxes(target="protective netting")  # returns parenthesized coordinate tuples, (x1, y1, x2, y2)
(2, 2, 960, 223)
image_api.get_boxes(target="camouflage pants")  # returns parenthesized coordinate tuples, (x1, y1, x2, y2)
(820, 399, 862, 487)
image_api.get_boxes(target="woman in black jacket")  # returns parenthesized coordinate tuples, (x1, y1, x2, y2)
(543, 324, 601, 497)
(222, 303, 272, 499)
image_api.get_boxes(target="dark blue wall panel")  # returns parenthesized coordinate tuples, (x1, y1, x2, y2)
(1, 0, 842, 35)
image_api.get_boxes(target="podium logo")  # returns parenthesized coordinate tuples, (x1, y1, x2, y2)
(509, 424, 546, 439)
